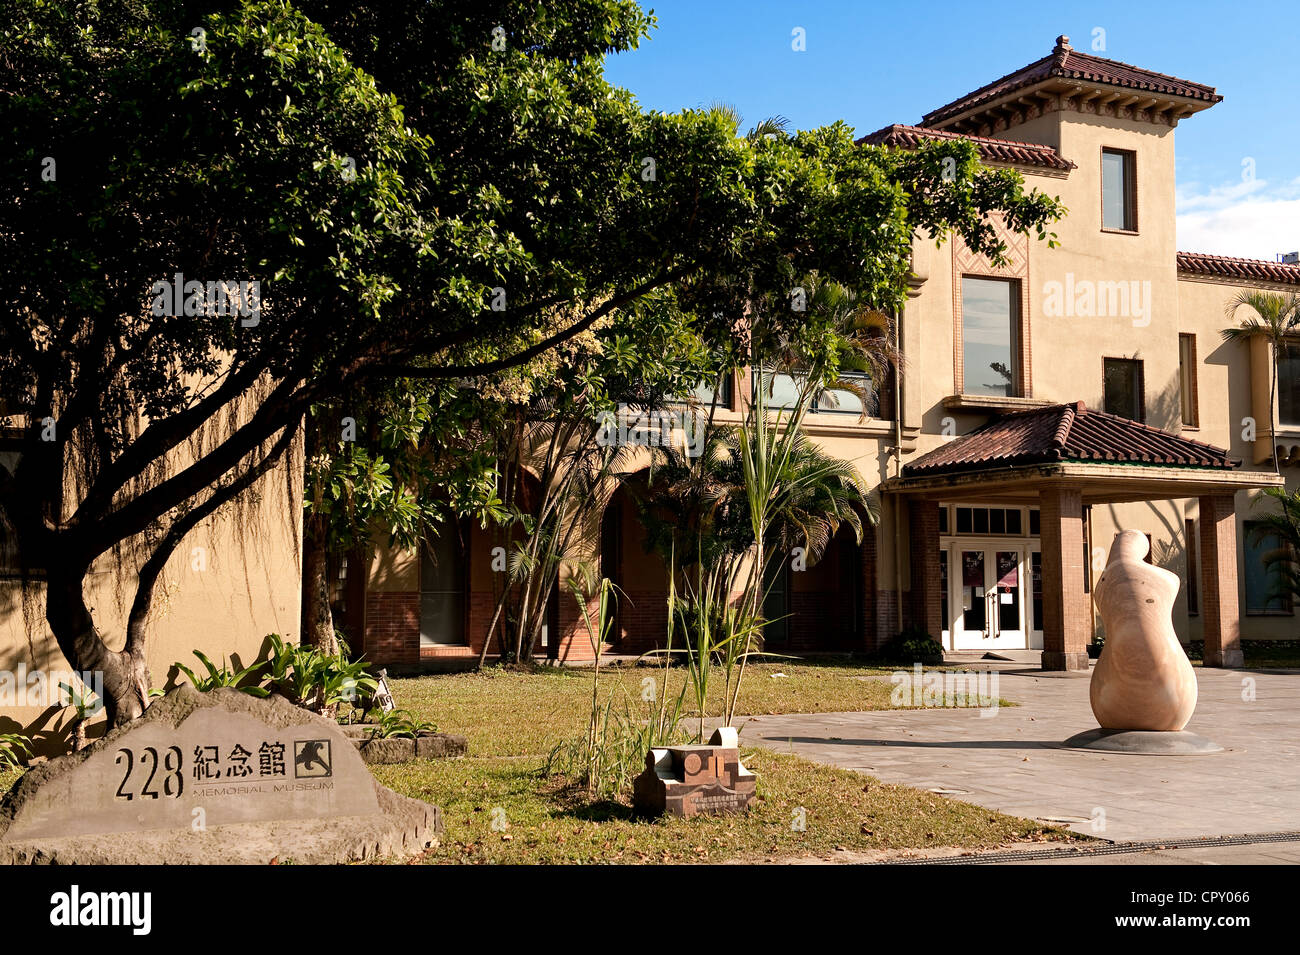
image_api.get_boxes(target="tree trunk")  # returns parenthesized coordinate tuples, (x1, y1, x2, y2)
(46, 569, 151, 730)
(301, 513, 339, 657)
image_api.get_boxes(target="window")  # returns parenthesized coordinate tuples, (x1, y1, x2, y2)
(1244, 520, 1293, 614)
(960, 277, 1021, 397)
(1103, 358, 1145, 421)
(815, 371, 874, 415)
(751, 369, 802, 410)
(1279, 340, 1300, 427)
(419, 526, 467, 645)
(0, 436, 49, 579)
(670, 374, 732, 409)
(1178, 334, 1199, 427)
(1185, 519, 1199, 616)
(751, 369, 876, 416)
(1101, 148, 1136, 231)
(953, 506, 1024, 536)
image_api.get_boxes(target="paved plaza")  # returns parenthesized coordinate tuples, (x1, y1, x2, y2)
(737, 663, 1300, 846)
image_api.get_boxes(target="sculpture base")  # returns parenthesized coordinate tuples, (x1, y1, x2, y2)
(1061, 728, 1225, 755)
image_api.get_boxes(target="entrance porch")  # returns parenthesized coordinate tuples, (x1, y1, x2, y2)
(884, 402, 1283, 670)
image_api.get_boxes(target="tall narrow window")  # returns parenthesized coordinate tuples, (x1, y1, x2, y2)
(961, 277, 1021, 397)
(1103, 358, 1145, 421)
(1178, 334, 1199, 427)
(1244, 520, 1293, 614)
(1185, 519, 1199, 616)
(420, 527, 467, 645)
(1101, 148, 1136, 231)
(1278, 340, 1300, 427)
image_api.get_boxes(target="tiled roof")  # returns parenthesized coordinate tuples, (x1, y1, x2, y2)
(922, 36, 1222, 128)
(1177, 251, 1300, 287)
(903, 402, 1238, 477)
(859, 124, 1075, 171)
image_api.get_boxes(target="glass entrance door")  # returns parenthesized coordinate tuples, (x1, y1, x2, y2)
(951, 544, 1027, 649)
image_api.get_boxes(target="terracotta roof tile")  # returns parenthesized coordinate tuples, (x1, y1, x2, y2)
(1177, 251, 1300, 287)
(903, 402, 1238, 477)
(859, 124, 1075, 171)
(922, 36, 1221, 128)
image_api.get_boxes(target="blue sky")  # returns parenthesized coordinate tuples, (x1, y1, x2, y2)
(604, 1, 1300, 259)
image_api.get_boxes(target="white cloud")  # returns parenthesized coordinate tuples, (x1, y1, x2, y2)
(1176, 176, 1300, 260)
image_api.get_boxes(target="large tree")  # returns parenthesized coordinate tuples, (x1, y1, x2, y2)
(0, 0, 1063, 727)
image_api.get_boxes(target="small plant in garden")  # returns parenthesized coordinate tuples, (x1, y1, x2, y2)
(365, 708, 436, 739)
(263, 633, 379, 717)
(58, 679, 103, 752)
(875, 628, 944, 665)
(174, 650, 269, 697)
(0, 732, 32, 772)
(546, 566, 688, 799)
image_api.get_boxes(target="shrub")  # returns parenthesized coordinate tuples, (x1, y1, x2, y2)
(874, 628, 944, 665)
(0, 732, 32, 772)
(174, 650, 269, 696)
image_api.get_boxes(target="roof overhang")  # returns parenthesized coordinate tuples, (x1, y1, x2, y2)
(881, 461, 1283, 505)
(929, 79, 1215, 136)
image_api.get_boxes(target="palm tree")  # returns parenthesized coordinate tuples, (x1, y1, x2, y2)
(1248, 487, 1300, 607)
(1222, 289, 1300, 472)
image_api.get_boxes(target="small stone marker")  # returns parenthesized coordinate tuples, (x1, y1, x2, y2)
(633, 727, 757, 818)
(371, 668, 396, 713)
(0, 685, 441, 864)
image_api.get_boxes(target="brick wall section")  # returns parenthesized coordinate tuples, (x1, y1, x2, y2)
(1039, 487, 1089, 670)
(467, 590, 496, 657)
(861, 523, 882, 651)
(611, 589, 670, 656)
(364, 592, 419, 666)
(1199, 493, 1244, 667)
(906, 501, 943, 641)
(874, 589, 899, 650)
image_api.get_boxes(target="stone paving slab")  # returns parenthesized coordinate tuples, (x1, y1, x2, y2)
(736, 664, 1300, 843)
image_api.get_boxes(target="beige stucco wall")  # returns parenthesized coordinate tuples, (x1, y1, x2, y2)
(0, 443, 303, 745)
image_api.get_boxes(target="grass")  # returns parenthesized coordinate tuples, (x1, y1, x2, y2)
(384, 656, 1007, 757)
(357, 657, 1067, 863)
(374, 750, 1070, 865)
(0, 657, 1069, 862)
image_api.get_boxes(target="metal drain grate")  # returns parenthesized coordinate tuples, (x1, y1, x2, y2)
(867, 830, 1300, 865)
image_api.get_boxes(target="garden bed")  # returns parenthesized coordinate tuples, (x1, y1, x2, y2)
(339, 724, 468, 764)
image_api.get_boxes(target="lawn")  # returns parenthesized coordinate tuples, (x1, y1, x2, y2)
(382, 656, 1006, 756)
(0, 658, 1074, 863)
(360, 658, 1070, 864)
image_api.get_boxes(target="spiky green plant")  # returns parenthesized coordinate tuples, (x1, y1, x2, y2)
(1248, 487, 1300, 605)
(1222, 289, 1300, 472)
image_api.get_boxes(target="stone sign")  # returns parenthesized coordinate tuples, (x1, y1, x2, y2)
(0, 685, 441, 863)
(633, 727, 757, 818)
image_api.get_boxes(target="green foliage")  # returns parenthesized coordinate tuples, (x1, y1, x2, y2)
(365, 708, 436, 740)
(0, 732, 32, 772)
(1247, 488, 1300, 603)
(0, 0, 1064, 725)
(174, 651, 270, 697)
(263, 633, 379, 713)
(874, 629, 944, 665)
(545, 568, 686, 799)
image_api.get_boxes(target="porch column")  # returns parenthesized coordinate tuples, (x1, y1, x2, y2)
(1199, 493, 1244, 668)
(1039, 487, 1089, 671)
(907, 499, 943, 641)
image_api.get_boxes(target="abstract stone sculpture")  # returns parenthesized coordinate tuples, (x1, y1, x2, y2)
(633, 727, 756, 817)
(1089, 529, 1197, 731)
